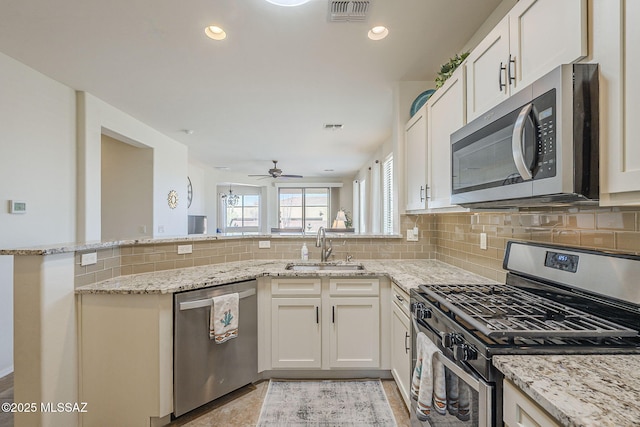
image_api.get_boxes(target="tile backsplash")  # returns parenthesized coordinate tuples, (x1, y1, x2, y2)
(433, 206, 640, 282)
(74, 206, 640, 287)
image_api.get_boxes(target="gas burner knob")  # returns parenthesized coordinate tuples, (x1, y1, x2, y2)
(441, 333, 462, 348)
(412, 302, 431, 320)
(453, 344, 478, 362)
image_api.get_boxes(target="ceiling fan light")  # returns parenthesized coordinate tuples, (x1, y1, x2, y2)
(205, 26, 227, 41)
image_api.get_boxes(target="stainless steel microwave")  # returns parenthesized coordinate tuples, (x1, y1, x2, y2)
(451, 63, 599, 208)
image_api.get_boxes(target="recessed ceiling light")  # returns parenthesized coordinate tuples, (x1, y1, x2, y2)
(205, 26, 227, 41)
(214, 166, 230, 171)
(324, 169, 335, 172)
(368, 26, 389, 41)
(265, 0, 312, 6)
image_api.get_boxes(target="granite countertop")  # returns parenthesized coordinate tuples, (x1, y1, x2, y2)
(75, 259, 495, 295)
(494, 355, 640, 427)
(0, 233, 402, 256)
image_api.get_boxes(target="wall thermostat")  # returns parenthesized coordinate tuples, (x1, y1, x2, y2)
(9, 200, 27, 214)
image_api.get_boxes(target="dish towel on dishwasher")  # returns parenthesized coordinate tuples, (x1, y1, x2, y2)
(209, 293, 239, 343)
(411, 332, 446, 421)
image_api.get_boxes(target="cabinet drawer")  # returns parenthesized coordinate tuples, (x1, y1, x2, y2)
(329, 278, 379, 296)
(271, 278, 321, 296)
(391, 284, 410, 316)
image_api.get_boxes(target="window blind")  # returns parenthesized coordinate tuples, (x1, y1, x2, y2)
(383, 154, 394, 234)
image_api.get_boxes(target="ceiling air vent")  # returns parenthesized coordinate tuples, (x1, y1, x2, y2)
(328, 1, 371, 22)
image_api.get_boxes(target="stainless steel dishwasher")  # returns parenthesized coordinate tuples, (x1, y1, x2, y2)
(173, 280, 258, 417)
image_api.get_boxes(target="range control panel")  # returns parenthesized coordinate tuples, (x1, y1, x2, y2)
(544, 251, 579, 273)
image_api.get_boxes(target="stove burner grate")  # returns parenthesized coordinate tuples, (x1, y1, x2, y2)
(421, 284, 638, 339)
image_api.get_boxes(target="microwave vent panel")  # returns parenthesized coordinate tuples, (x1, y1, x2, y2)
(328, 1, 371, 22)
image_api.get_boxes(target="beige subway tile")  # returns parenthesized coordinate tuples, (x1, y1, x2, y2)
(97, 248, 115, 260)
(530, 229, 553, 244)
(194, 257, 212, 266)
(75, 263, 86, 276)
(75, 272, 97, 287)
(552, 230, 580, 246)
(175, 259, 195, 269)
(120, 265, 133, 276)
(580, 231, 615, 249)
(85, 260, 106, 273)
(96, 269, 114, 282)
(120, 246, 133, 255)
(132, 245, 159, 254)
(155, 261, 176, 271)
(122, 254, 146, 265)
(615, 232, 640, 253)
(104, 256, 120, 269)
(145, 253, 166, 263)
(566, 213, 595, 229)
(597, 212, 636, 230)
(132, 263, 155, 274)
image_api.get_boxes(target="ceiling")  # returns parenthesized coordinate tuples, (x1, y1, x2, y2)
(0, 0, 503, 179)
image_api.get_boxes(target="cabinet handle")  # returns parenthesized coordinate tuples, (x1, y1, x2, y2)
(499, 62, 507, 91)
(395, 294, 404, 302)
(508, 54, 516, 85)
(332, 306, 335, 323)
(420, 185, 429, 202)
(405, 332, 410, 354)
(316, 306, 319, 324)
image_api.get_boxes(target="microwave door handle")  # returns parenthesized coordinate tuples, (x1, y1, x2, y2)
(512, 103, 534, 181)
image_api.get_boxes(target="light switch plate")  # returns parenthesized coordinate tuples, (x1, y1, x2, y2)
(177, 244, 193, 255)
(81, 252, 97, 266)
(258, 240, 271, 249)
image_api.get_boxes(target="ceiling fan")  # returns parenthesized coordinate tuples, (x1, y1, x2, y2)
(249, 160, 303, 179)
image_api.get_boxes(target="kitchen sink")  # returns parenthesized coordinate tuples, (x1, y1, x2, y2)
(285, 263, 365, 271)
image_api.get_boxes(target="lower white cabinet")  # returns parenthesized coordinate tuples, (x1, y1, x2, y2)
(390, 285, 411, 409)
(503, 380, 561, 427)
(328, 297, 380, 368)
(271, 298, 321, 368)
(264, 277, 382, 370)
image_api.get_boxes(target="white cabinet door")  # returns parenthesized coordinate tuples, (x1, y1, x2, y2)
(390, 302, 411, 410)
(466, 0, 586, 122)
(465, 16, 510, 122)
(427, 67, 466, 209)
(509, 0, 587, 91)
(405, 106, 428, 211)
(271, 298, 321, 368)
(598, 0, 640, 204)
(503, 380, 561, 427)
(328, 297, 380, 368)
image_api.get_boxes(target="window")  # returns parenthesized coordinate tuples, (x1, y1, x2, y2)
(279, 187, 329, 232)
(383, 154, 394, 233)
(222, 188, 261, 233)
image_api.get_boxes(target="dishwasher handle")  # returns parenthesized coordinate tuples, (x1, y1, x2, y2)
(179, 288, 256, 311)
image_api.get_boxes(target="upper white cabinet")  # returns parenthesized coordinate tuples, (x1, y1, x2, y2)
(466, 0, 587, 121)
(596, 0, 640, 205)
(405, 105, 428, 211)
(427, 67, 466, 209)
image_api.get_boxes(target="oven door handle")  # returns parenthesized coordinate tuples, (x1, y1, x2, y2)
(512, 102, 534, 181)
(411, 315, 483, 393)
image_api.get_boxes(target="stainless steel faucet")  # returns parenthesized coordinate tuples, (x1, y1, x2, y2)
(316, 226, 333, 262)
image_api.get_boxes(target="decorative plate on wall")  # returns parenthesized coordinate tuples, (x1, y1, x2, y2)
(410, 89, 436, 117)
(168, 190, 178, 209)
(187, 177, 193, 208)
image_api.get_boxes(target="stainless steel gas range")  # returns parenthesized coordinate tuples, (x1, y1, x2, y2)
(410, 241, 640, 427)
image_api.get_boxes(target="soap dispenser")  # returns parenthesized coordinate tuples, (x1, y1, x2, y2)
(301, 243, 309, 261)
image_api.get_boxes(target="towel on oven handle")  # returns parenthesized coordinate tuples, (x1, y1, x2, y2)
(445, 367, 471, 421)
(411, 332, 446, 420)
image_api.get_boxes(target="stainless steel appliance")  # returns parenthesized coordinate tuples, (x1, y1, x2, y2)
(173, 280, 258, 417)
(188, 215, 207, 235)
(410, 241, 640, 426)
(451, 63, 599, 208)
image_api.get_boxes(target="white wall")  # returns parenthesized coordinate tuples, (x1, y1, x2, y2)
(101, 134, 154, 240)
(0, 51, 77, 378)
(77, 92, 189, 240)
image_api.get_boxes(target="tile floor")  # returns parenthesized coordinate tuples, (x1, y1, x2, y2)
(0, 374, 410, 427)
(168, 379, 411, 427)
(0, 373, 13, 427)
